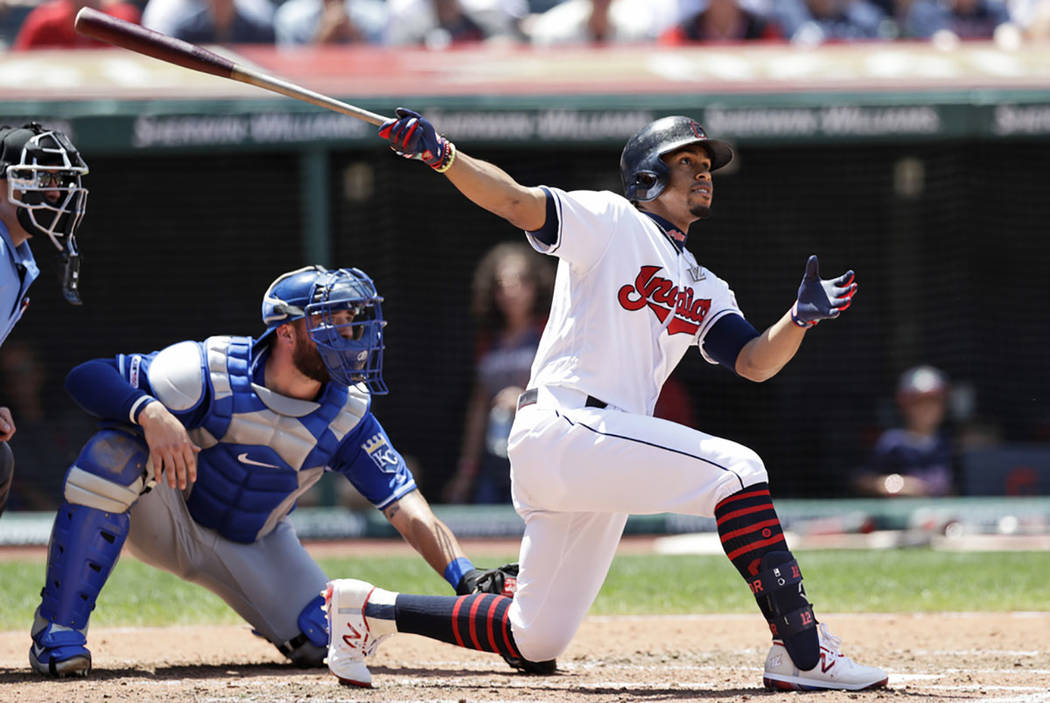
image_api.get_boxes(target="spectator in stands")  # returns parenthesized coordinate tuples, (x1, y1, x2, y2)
(660, 0, 783, 44)
(445, 241, 554, 504)
(1011, 0, 1050, 40)
(13, 0, 140, 50)
(142, 0, 274, 44)
(385, 0, 525, 47)
(772, 0, 892, 44)
(274, 0, 387, 45)
(854, 365, 955, 497)
(523, 0, 679, 45)
(904, 0, 1014, 40)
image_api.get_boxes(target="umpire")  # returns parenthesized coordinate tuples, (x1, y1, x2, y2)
(0, 122, 89, 516)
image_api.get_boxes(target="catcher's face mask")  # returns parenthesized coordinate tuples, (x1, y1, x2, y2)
(259, 265, 389, 395)
(305, 269, 388, 395)
(1, 124, 89, 304)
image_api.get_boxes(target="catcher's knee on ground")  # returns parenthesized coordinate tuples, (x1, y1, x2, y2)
(275, 594, 328, 667)
(0, 441, 13, 515)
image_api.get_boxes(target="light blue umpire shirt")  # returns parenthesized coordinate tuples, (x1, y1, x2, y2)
(0, 218, 39, 348)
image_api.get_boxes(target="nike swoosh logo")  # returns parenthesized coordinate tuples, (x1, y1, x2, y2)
(237, 453, 281, 469)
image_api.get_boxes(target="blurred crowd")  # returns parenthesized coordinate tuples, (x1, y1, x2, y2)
(3, 0, 1050, 50)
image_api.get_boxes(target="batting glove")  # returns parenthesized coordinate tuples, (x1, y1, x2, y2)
(790, 254, 857, 328)
(378, 107, 456, 173)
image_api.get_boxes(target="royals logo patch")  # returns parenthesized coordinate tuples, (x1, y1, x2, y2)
(362, 433, 403, 473)
(617, 265, 711, 335)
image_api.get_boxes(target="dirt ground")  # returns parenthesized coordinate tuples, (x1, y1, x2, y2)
(2, 540, 1048, 702)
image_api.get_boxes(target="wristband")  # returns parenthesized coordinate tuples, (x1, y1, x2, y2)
(434, 141, 457, 173)
(130, 395, 158, 424)
(444, 556, 475, 589)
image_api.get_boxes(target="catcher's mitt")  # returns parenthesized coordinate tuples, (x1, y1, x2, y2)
(456, 563, 556, 675)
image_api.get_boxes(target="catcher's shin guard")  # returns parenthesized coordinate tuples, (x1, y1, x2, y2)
(31, 502, 130, 676)
(276, 594, 328, 667)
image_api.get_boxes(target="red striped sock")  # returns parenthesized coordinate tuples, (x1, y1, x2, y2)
(395, 593, 520, 659)
(715, 482, 786, 579)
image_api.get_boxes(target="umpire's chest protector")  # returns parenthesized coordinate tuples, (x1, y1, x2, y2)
(181, 336, 368, 543)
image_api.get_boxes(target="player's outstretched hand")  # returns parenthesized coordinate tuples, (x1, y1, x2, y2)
(378, 107, 456, 172)
(790, 254, 857, 328)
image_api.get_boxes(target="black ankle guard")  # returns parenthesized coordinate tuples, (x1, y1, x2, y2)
(749, 557, 815, 639)
(753, 553, 819, 670)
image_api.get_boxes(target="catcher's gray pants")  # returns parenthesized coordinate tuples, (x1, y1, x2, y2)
(125, 480, 328, 652)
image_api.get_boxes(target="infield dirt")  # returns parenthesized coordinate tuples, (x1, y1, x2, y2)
(2, 612, 1048, 702)
(2, 539, 1047, 702)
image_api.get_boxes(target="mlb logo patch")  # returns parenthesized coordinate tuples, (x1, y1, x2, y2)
(362, 433, 403, 473)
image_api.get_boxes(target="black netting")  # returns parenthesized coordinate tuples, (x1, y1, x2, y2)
(4, 140, 1049, 508)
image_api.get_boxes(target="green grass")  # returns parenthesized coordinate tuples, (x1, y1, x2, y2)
(2, 549, 1048, 631)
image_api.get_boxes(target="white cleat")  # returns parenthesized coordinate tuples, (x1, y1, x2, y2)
(324, 579, 397, 688)
(763, 622, 888, 692)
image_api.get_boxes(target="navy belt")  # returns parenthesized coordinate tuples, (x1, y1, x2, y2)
(517, 388, 607, 411)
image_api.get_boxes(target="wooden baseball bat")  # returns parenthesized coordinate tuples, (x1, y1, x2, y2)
(73, 7, 389, 126)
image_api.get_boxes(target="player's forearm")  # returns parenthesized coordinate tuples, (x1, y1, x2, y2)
(386, 491, 468, 577)
(444, 151, 547, 231)
(734, 311, 806, 382)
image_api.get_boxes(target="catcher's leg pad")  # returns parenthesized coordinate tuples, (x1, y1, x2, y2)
(63, 429, 151, 513)
(37, 502, 130, 631)
(276, 594, 328, 667)
(36, 430, 145, 640)
(751, 551, 819, 671)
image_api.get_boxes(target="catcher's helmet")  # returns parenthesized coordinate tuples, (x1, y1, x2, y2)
(260, 265, 389, 394)
(620, 116, 733, 203)
(0, 122, 88, 251)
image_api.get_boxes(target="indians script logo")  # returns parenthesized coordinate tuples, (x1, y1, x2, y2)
(617, 265, 711, 335)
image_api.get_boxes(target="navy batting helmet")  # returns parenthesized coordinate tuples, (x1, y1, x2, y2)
(620, 116, 733, 203)
(260, 265, 388, 394)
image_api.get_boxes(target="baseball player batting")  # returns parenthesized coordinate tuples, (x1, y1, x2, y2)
(325, 110, 887, 692)
(28, 265, 501, 678)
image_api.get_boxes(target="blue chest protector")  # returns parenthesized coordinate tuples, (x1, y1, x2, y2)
(187, 336, 369, 543)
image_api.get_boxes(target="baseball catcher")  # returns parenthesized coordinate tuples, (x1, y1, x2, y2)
(29, 265, 499, 678)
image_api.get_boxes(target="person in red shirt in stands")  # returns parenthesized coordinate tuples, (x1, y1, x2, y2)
(14, 0, 140, 50)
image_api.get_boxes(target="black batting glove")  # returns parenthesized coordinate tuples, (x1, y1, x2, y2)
(378, 107, 456, 172)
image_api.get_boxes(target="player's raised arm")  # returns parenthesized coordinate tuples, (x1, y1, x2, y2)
(735, 255, 857, 382)
(379, 108, 547, 231)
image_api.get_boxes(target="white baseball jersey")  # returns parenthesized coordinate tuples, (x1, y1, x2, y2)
(526, 188, 742, 415)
